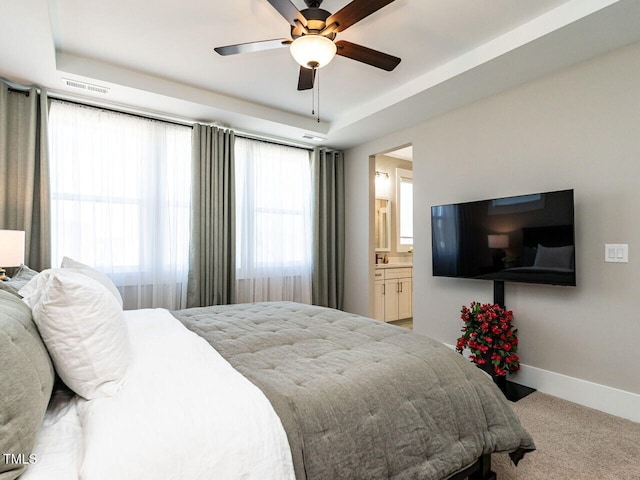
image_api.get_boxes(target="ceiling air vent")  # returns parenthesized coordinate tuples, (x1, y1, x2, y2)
(63, 78, 110, 95)
(302, 133, 325, 141)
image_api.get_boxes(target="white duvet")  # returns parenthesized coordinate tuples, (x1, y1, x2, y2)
(24, 308, 295, 480)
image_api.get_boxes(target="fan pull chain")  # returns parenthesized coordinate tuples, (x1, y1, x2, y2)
(316, 67, 320, 123)
(309, 67, 321, 122)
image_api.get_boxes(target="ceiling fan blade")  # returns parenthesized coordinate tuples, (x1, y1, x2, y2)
(214, 38, 290, 56)
(265, 0, 307, 28)
(297, 67, 316, 91)
(335, 40, 400, 71)
(326, 0, 395, 32)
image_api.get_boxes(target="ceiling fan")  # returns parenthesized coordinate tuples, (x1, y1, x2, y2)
(214, 0, 401, 91)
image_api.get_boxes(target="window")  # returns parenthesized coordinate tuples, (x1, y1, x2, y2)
(48, 101, 192, 309)
(234, 137, 312, 303)
(396, 168, 413, 250)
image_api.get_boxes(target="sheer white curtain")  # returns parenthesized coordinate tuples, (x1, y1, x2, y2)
(48, 101, 192, 310)
(235, 138, 312, 303)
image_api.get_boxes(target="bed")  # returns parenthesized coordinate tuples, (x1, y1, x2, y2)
(1, 265, 535, 480)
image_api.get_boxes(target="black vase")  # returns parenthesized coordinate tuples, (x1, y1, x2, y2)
(478, 353, 507, 395)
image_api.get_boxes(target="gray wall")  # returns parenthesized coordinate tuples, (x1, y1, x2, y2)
(343, 41, 640, 395)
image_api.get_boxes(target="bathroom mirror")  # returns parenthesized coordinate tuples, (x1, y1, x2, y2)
(375, 198, 391, 252)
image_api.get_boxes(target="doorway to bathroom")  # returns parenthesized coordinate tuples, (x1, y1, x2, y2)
(372, 145, 413, 329)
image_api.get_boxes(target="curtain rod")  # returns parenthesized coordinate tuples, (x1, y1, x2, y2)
(46, 86, 322, 151)
(49, 97, 193, 129)
(48, 94, 319, 150)
(2, 78, 191, 128)
(2, 77, 42, 95)
(7, 87, 30, 97)
(49, 93, 320, 151)
(46, 88, 195, 127)
(235, 133, 314, 152)
(52, 96, 320, 151)
(5, 77, 328, 152)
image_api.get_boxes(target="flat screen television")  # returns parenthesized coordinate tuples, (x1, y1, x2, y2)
(431, 189, 576, 286)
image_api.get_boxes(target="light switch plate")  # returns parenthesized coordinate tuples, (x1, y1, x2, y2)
(605, 244, 628, 263)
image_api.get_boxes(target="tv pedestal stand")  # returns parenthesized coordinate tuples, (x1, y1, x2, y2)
(493, 280, 536, 402)
(493, 280, 505, 308)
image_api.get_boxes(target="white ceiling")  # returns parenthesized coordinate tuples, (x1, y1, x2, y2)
(2, 0, 640, 149)
(385, 146, 413, 162)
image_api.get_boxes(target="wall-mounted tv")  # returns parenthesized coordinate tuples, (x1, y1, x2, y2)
(431, 189, 576, 286)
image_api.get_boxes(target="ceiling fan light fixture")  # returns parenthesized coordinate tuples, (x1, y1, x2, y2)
(290, 35, 337, 69)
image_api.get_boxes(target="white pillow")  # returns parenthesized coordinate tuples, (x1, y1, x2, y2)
(60, 257, 123, 308)
(19, 268, 63, 307)
(20, 269, 130, 400)
(19, 267, 110, 308)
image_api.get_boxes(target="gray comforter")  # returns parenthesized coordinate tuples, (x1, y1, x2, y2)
(172, 301, 534, 480)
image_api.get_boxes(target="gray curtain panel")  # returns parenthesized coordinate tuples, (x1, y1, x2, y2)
(312, 148, 345, 309)
(0, 81, 51, 271)
(187, 124, 236, 307)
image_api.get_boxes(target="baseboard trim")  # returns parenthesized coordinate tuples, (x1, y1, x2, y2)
(444, 343, 640, 423)
(511, 364, 640, 423)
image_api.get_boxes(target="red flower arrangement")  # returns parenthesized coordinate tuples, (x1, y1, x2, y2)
(456, 302, 520, 376)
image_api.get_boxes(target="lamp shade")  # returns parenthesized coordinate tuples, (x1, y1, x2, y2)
(290, 35, 337, 69)
(488, 234, 509, 249)
(0, 230, 26, 266)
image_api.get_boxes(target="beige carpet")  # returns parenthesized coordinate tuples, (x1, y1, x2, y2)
(491, 392, 640, 479)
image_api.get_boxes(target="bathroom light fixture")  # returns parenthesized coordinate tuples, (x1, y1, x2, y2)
(289, 35, 337, 69)
(375, 171, 390, 197)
